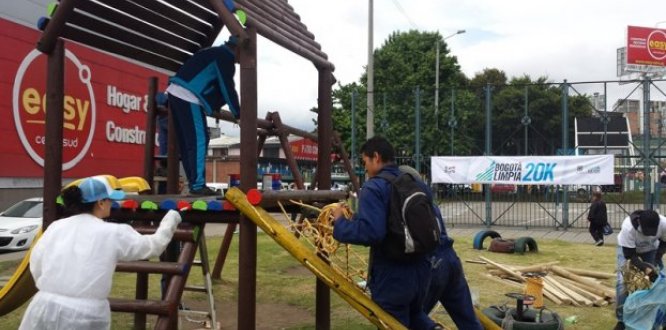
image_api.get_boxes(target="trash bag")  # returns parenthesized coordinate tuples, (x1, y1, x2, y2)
(602, 223, 613, 236)
(624, 274, 666, 330)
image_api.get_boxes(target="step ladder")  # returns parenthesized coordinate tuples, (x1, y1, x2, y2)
(180, 231, 218, 329)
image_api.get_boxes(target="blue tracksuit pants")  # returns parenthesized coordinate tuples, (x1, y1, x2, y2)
(168, 95, 208, 191)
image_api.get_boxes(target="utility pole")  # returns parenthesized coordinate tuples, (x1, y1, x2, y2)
(435, 30, 465, 155)
(366, 0, 374, 139)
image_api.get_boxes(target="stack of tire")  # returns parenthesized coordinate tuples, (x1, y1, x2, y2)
(473, 230, 538, 254)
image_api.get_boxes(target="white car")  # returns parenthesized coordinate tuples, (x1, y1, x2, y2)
(0, 198, 43, 251)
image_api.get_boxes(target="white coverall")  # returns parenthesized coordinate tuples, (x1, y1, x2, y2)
(19, 210, 181, 330)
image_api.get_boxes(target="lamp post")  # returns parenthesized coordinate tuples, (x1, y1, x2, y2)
(434, 29, 465, 155)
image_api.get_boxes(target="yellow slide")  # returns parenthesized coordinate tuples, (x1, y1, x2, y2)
(225, 188, 407, 329)
(0, 230, 41, 316)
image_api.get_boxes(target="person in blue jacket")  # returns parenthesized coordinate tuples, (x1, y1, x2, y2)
(165, 36, 241, 195)
(331, 136, 437, 329)
(398, 165, 482, 330)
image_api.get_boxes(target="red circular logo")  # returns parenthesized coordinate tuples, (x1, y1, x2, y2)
(647, 30, 666, 60)
(12, 49, 96, 170)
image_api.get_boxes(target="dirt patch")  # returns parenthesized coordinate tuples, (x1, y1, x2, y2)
(282, 265, 312, 277)
(181, 299, 312, 330)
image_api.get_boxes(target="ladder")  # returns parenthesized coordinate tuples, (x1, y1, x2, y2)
(180, 231, 218, 329)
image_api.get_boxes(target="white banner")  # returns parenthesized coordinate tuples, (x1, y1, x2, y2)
(431, 155, 614, 185)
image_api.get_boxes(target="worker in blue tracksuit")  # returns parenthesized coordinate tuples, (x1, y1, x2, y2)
(165, 36, 241, 195)
(332, 137, 437, 329)
(397, 166, 482, 329)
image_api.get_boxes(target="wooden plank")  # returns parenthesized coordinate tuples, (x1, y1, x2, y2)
(76, 0, 200, 53)
(68, 10, 190, 62)
(61, 23, 182, 72)
(93, 0, 208, 46)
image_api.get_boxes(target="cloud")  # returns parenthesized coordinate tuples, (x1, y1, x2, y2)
(218, 0, 666, 135)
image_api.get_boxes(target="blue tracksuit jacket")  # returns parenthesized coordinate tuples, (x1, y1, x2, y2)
(333, 164, 434, 329)
(170, 45, 240, 118)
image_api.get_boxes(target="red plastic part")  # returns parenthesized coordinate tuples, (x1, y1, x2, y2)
(177, 200, 191, 211)
(246, 189, 262, 205)
(121, 200, 139, 209)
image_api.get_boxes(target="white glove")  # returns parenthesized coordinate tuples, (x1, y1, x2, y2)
(162, 209, 182, 227)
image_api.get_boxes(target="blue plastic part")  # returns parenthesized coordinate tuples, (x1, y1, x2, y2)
(207, 200, 223, 211)
(111, 201, 120, 209)
(159, 199, 177, 210)
(37, 17, 49, 31)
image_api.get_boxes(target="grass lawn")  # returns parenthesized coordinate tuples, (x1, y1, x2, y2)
(0, 232, 617, 329)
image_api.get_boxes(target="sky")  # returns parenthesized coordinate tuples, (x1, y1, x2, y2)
(215, 0, 666, 136)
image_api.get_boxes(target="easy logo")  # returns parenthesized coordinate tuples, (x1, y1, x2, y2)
(12, 49, 96, 170)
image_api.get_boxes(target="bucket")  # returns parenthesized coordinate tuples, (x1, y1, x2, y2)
(262, 173, 281, 190)
(228, 174, 240, 187)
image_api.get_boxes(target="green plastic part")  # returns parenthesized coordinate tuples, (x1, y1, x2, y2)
(235, 9, 247, 26)
(192, 200, 208, 211)
(140, 200, 159, 210)
(56, 195, 63, 205)
(47, 3, 58, 17)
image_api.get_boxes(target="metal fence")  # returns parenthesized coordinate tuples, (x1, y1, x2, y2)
(391, 78, 666, 229)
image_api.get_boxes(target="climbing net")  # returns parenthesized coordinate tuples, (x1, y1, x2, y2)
(277, 201, 369, 287)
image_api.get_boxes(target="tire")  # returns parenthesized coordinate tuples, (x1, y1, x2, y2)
(482, 306, 563, 330)
(514, 237, 539, 254)
(473, 230, 502, 250)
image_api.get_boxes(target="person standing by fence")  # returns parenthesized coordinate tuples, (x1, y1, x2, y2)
(587, 190, 608, 246)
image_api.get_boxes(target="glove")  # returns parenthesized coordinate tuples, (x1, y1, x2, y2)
(162, 209, 182, 227)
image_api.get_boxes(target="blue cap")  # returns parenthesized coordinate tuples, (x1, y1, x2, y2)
(79, 177, 126, 203)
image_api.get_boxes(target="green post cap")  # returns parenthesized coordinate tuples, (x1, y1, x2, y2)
(56, 195, 63, 205)
(140, 200, 159, 211)
(192, 200, 208, 211)
(235, 9, 247, 26)
(47, 2, 58, 17)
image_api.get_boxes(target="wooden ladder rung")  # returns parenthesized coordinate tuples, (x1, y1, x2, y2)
(109, 298, 172, 316)
(184, 285, 207, 293)
(134, 226, 196, 242)
(116, 261, 186, 275)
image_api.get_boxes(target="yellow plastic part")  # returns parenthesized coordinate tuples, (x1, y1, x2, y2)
(63, 174, 123, 190)
(474, 306, 502, 330)
(224, 187, 406, 330)
(0, 230, 42, 316)
(117, 176, 151, 193)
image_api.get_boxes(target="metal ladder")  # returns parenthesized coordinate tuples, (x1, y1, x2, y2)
(180, 231, 218, 329)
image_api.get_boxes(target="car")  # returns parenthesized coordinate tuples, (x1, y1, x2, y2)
(0, 197, 43, 251)
(490, 184, 517, 194)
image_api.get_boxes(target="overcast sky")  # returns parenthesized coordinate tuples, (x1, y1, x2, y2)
(215, 0, 666, 136)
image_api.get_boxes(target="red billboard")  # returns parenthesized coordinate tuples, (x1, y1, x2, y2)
(0, 18, 168, 179)
(627, 25, 666, 67)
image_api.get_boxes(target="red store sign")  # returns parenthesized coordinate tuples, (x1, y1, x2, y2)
(0, 18, 168, 179)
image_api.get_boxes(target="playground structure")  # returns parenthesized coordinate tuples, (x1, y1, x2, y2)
(0, 0, 387, 329)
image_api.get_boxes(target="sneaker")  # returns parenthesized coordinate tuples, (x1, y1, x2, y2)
(189, 186, 221, 196)
(595, 239, 604, 246)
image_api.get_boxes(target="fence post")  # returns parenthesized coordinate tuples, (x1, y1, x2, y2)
(643, 78, 652, 210)
(561, 80, 569, 229)
(484, 83, 492, 227)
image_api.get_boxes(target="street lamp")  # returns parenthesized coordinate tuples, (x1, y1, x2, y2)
(435, 29, 466, 155)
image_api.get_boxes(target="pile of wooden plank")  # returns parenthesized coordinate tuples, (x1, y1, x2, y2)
(477, 256, 615, 307)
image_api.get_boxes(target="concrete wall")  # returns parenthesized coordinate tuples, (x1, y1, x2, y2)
(0, 188, 43, 210)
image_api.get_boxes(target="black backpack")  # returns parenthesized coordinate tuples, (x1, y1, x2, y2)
(377, 171, 441, 261)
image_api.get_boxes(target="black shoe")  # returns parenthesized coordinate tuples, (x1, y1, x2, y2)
(595, 239, 604, 246)
(614, 321, 625, 330)
(189, 186, 221, 196)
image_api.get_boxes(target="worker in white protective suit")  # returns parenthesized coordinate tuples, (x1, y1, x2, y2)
(19, 176, 182, 330)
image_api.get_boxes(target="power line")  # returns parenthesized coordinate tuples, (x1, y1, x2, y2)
(390, 0, 419, 30)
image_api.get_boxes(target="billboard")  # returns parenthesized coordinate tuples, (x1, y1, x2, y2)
(431, 155, 614, 185)
(0, 18, 169, 179)
(627, 25, 666, 67)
